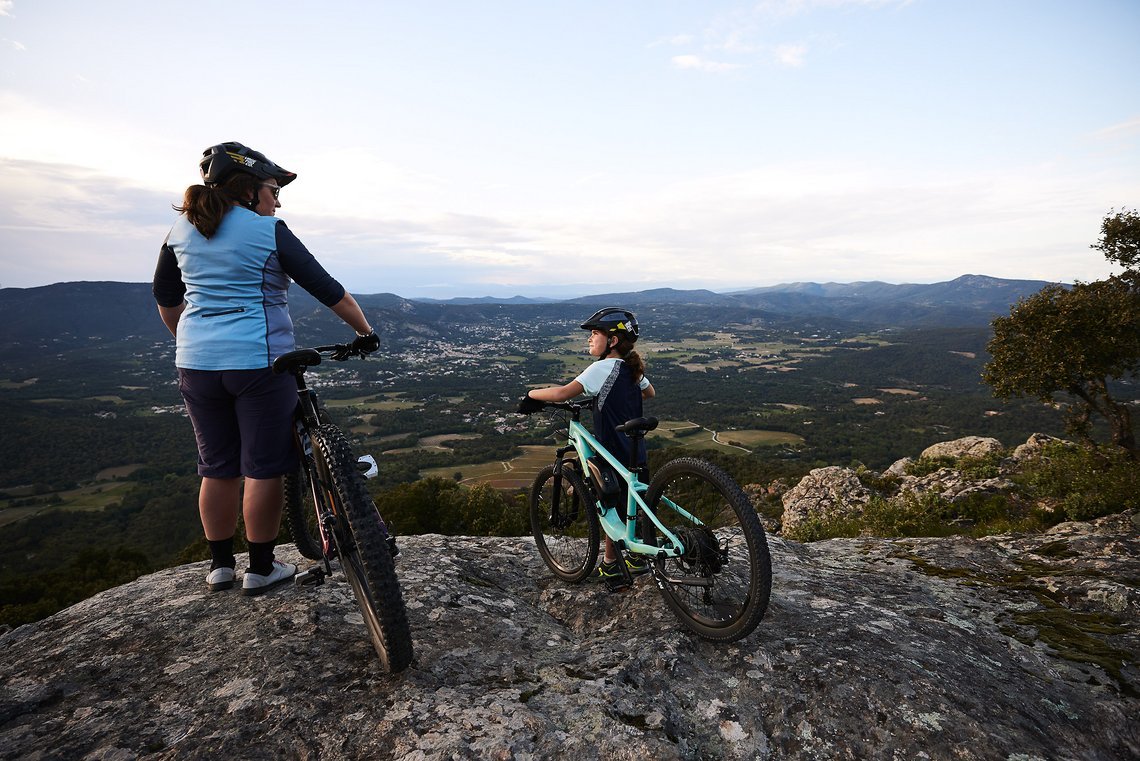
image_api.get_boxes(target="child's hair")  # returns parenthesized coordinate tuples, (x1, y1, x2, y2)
(613, 334, 645, 379)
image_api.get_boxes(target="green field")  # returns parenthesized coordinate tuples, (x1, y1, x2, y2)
(325, 394, 420, 412)
(650, 420, 804, 453)
(0, 481, 134, 528)
(416, 419, 804, 489)
(420, 445, 554, 489)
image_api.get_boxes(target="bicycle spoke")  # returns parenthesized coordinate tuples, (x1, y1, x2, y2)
(646, 457, 771, 642)
(530, 464, 599, 583)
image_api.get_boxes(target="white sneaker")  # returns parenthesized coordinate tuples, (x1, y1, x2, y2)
(206, 566, 235, 592)
(241, 560, 297, 596)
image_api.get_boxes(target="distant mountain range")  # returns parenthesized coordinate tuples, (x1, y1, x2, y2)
(0, 274, 1058, 348)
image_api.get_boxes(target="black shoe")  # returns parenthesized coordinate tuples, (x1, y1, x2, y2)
(597, 558, 632, 592)
(624, 554, 651, 576)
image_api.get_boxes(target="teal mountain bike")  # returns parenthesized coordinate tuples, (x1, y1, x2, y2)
(525, 400, 772, 642)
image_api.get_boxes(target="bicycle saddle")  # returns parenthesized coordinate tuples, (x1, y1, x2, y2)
(616, 416, 659, 435)
(272, 349, 322, 374)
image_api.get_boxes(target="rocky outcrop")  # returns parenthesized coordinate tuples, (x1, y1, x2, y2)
(920, 436, 1005, 460)
(2, 518, 1138, 760)
(780, 435, 1061, 539)
(779, 467, 874, 538)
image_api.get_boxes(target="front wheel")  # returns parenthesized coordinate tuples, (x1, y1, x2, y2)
(530, 463, 600, 583)
(644, 457, 772, 642)
(311, 424, 414, 673)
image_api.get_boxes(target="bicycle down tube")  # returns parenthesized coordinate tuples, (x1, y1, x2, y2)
(560, 416, 687, 559)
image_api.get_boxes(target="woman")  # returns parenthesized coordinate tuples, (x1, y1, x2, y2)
(152, 142, 380, 595)
(518, 307, 655, 591)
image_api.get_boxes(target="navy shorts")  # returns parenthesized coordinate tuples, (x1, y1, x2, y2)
(178, 367, 299, 479)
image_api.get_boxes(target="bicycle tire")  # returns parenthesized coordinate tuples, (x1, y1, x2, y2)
(284, 465, 323, 561)
(530, 463, 600, 583)
(283, 401, 333, 561)
(644, 457, 771, 642)
(310, 424, 414, 672)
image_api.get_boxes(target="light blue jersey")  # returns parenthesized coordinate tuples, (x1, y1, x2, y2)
(163, 207, 295, 370)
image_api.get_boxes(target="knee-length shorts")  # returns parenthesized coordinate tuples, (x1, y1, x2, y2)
(178, 367, 299, 479)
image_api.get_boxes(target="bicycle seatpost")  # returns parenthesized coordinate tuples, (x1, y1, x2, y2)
(616, 416, 658, 471)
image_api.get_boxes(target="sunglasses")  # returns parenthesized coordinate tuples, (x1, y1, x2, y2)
(261, 184, 281, 199)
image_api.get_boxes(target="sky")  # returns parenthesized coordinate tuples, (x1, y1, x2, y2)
(1, 0, 1138, 299)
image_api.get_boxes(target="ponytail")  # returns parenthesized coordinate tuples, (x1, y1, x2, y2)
(610, 334, 645, 379)
(173, 173, 260, 238)
(624, 349, 645, 380)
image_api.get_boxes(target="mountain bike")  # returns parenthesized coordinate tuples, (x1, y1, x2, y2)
(525, 400, 772, 642)
(273, 343, 413, 673)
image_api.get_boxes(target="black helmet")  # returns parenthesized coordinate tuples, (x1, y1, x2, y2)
(199, 142, 297, 187)
(580, 307, 639, 340)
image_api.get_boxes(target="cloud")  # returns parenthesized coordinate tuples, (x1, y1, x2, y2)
(0, 1, 13, 17)
(649, 34, 692, 47)
(773, 43, 808, 67)
(3, 38, 24, 51)
(671, 54, 742, 73)
(1092, 117, 1140, 140)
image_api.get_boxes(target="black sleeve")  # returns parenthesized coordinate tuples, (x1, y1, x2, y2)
(275, 221, 346, 307)
(152, 240, 187, 308)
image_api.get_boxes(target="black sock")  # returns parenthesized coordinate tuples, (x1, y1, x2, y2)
(247, 540, 276, 576)
(208, 538, 235, 571)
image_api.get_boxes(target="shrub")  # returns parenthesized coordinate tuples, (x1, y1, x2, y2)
(1016, 443, 1140, 521)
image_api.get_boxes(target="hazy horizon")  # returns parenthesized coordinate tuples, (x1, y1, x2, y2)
(0, 271, 1067, 304)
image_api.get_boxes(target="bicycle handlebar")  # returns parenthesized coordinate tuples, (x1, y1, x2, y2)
(271, 343, 368, 375)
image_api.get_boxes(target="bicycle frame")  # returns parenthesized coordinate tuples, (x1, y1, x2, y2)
(557, 416, 698, 560)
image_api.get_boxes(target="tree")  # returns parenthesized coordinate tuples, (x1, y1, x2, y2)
(1092, 207, 1140, 278)
(983, 209, 1140, 457)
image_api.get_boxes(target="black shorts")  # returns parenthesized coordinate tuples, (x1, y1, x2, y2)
(178, 367, 299, 479)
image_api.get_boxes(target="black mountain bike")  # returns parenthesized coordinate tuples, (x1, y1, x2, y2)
(273, 343, 413, 673)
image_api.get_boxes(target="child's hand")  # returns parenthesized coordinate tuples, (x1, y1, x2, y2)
(517, 395, 546, 414)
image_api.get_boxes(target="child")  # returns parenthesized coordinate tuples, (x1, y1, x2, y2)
(518, 308, 655, 591)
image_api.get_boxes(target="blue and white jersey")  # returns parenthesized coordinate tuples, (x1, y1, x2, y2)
(574, 358, 651, 467)
(155, 207, 345, 370)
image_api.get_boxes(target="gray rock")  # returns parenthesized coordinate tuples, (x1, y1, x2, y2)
(3, 522, 1137, 760)
(898, 468, 1016, 503)
(920, 436, 1005, 461)
(780, 466, 873, 538)
(1012, 433, 1074, 461)
(885, 457, 913, 477)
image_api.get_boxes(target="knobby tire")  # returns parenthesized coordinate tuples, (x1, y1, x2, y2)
(284, 401, 332, 561)
(644, 457, 772, 642)
(284, 465, 323, 561)
(530, 463, 600, 583)
(310, 424, 414, 672)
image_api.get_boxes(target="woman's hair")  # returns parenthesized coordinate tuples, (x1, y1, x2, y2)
(611, 334, 645, 379)
(173, 173, 261, 239)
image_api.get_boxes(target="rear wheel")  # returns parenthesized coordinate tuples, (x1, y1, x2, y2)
(530, 463, 600, 583)
(311, 424, 414, 672)
(284, 464, 323, 561)
(644, 457, 771, 642)
(284, 402, 333, 561)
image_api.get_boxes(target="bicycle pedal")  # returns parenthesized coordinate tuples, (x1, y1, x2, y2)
(294, 567, 326, 587)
